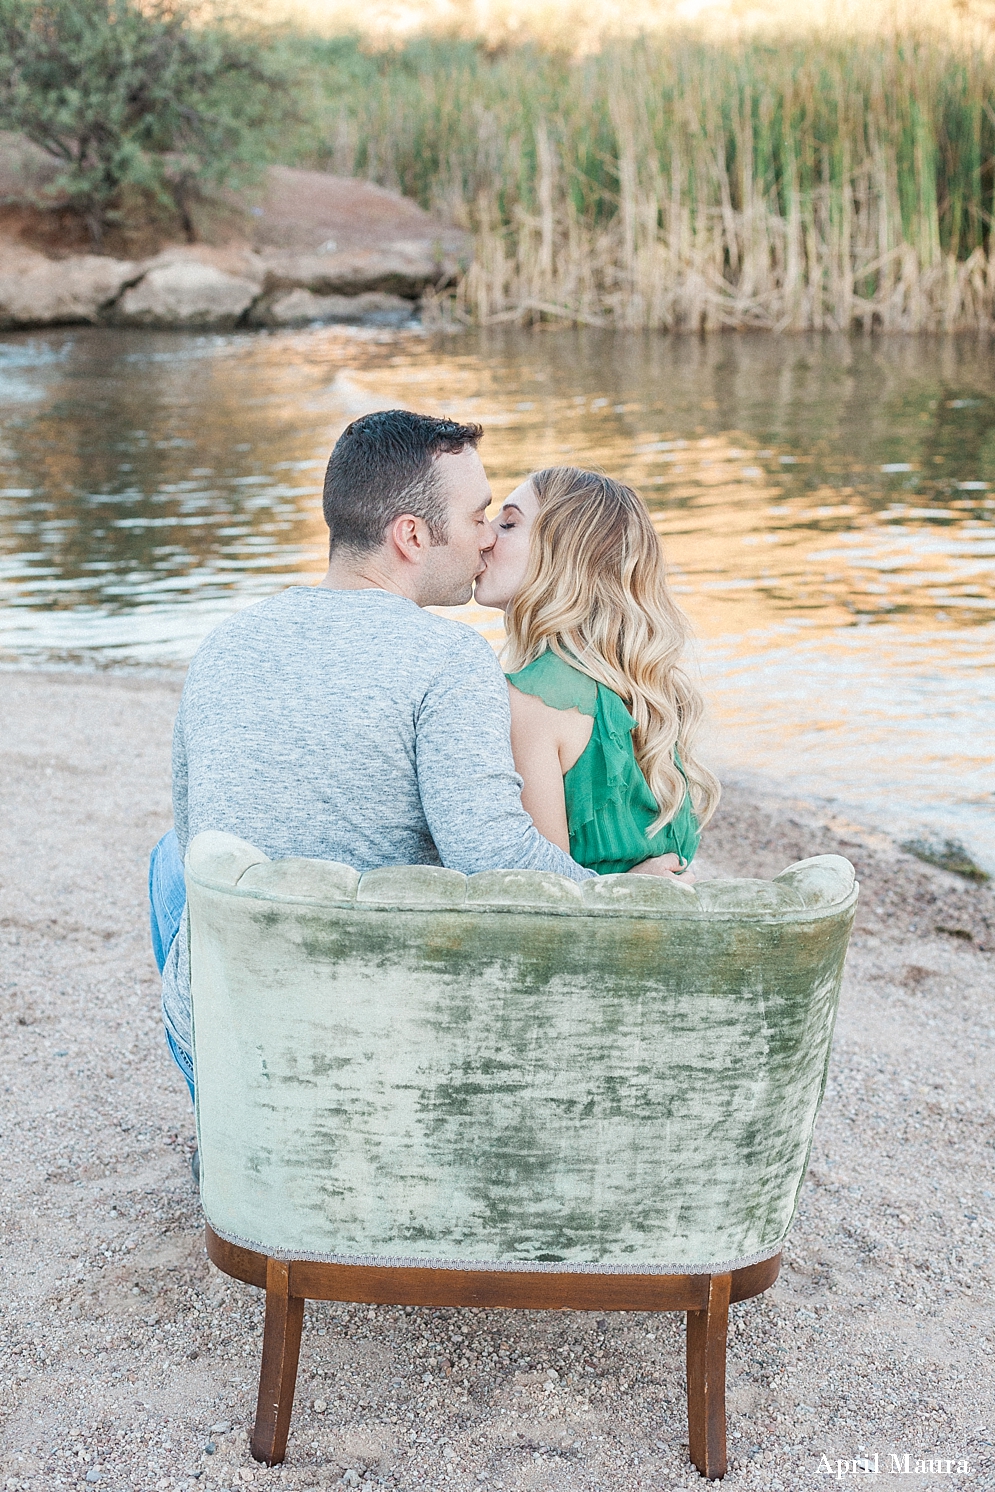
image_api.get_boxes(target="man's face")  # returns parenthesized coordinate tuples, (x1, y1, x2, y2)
(418, 447, 495, 606)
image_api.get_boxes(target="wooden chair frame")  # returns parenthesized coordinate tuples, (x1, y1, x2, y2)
(206, 1223, 780, 1481)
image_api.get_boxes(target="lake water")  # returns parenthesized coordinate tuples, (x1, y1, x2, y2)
(1, 325, 993, 871)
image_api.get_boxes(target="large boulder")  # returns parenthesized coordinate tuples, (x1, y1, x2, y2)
(234, 167, 469, 305)
(256, 244, 456, 301)
(112, 252, 261, 328)
(0, 244, 138, 327)
(239, 166, 469, 263)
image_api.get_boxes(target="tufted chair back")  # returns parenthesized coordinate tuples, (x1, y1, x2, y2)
(186, 831, 856, 1277)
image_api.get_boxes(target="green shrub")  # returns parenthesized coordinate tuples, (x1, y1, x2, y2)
(0, 0, 290, 244)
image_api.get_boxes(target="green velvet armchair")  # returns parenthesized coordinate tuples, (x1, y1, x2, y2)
(185, 830, 857, 1479)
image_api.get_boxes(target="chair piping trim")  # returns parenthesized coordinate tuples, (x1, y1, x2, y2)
(203, 1217, 783, 1276)
(190, 871, 859, 924)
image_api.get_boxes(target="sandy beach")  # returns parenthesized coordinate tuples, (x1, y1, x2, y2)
(2, 666, 993, 1492)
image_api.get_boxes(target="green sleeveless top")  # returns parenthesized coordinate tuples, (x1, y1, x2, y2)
(506, 650, 701, 876)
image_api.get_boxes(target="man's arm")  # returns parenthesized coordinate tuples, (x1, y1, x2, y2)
(415, 628, 596, 881)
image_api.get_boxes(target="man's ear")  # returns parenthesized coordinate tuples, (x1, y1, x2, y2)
(385, 513, 430, 566)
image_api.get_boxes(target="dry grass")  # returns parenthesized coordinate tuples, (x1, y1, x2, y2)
(285, 27, 995, 333)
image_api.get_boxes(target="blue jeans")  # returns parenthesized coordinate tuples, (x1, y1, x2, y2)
(149, 829, 185, 973)
(149, 830, 194, 1102)
(165, 1028, 195, 1103)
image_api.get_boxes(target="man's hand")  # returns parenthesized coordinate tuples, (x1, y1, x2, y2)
(626, 853, 696, 883)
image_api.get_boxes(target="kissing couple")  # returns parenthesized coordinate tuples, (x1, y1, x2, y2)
(150, 409, 721, 1099)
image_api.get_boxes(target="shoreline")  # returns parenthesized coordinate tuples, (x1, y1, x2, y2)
(4, 651, 991, 891)
(1, 668, 993, 1491)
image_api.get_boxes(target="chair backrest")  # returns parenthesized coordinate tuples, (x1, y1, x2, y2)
(186, 831, 857, 1275)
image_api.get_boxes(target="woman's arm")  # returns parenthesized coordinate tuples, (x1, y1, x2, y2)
(507, 683, 592, 852)
(507, 682, 694, 881)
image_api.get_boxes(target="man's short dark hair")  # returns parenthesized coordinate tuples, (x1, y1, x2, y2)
(322, 410, 484, 553)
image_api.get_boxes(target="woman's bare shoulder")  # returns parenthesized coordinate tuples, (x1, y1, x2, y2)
(507, 678, 593, 769)
(507, 676, 563, 722)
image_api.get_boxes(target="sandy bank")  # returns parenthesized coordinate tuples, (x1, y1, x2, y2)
(1, 667, 993, 1491)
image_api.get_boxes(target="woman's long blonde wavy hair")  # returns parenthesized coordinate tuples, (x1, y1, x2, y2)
(504, 466, 721, 833)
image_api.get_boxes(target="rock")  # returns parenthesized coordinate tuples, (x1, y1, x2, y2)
(259, 244, 456, 300)
(210, 1421, 231, 1435)
(240, 166, 469, 263)
(113, 255, 261, 328)
(254, 288, 413, 327)
(0, 155, 471, 326)
(0, 245, 138, 327)
(0, 131, 65, 203)
(312, 1397, 327, 1413)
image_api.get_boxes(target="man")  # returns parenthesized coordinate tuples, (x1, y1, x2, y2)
(153, 410, 595, 1100)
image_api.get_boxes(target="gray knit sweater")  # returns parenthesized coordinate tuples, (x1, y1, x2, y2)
(162, 585, 593, 1060)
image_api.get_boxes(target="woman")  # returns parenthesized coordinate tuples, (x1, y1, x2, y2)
(474, 466, 720, 879)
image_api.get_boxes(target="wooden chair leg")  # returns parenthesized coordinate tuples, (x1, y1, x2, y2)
(250, 1258, 305, 1466)
(686, 1271, 731, 1480)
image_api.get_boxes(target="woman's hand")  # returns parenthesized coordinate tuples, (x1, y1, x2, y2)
(626, 853, 696, 883)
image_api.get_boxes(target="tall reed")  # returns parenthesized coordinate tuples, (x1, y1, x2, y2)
(292, 31, 995, 331)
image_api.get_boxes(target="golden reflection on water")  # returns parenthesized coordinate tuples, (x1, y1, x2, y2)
(0, 325, 992, 864)
(297, 333, 994, 864)
(325, 341, 995, 642)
